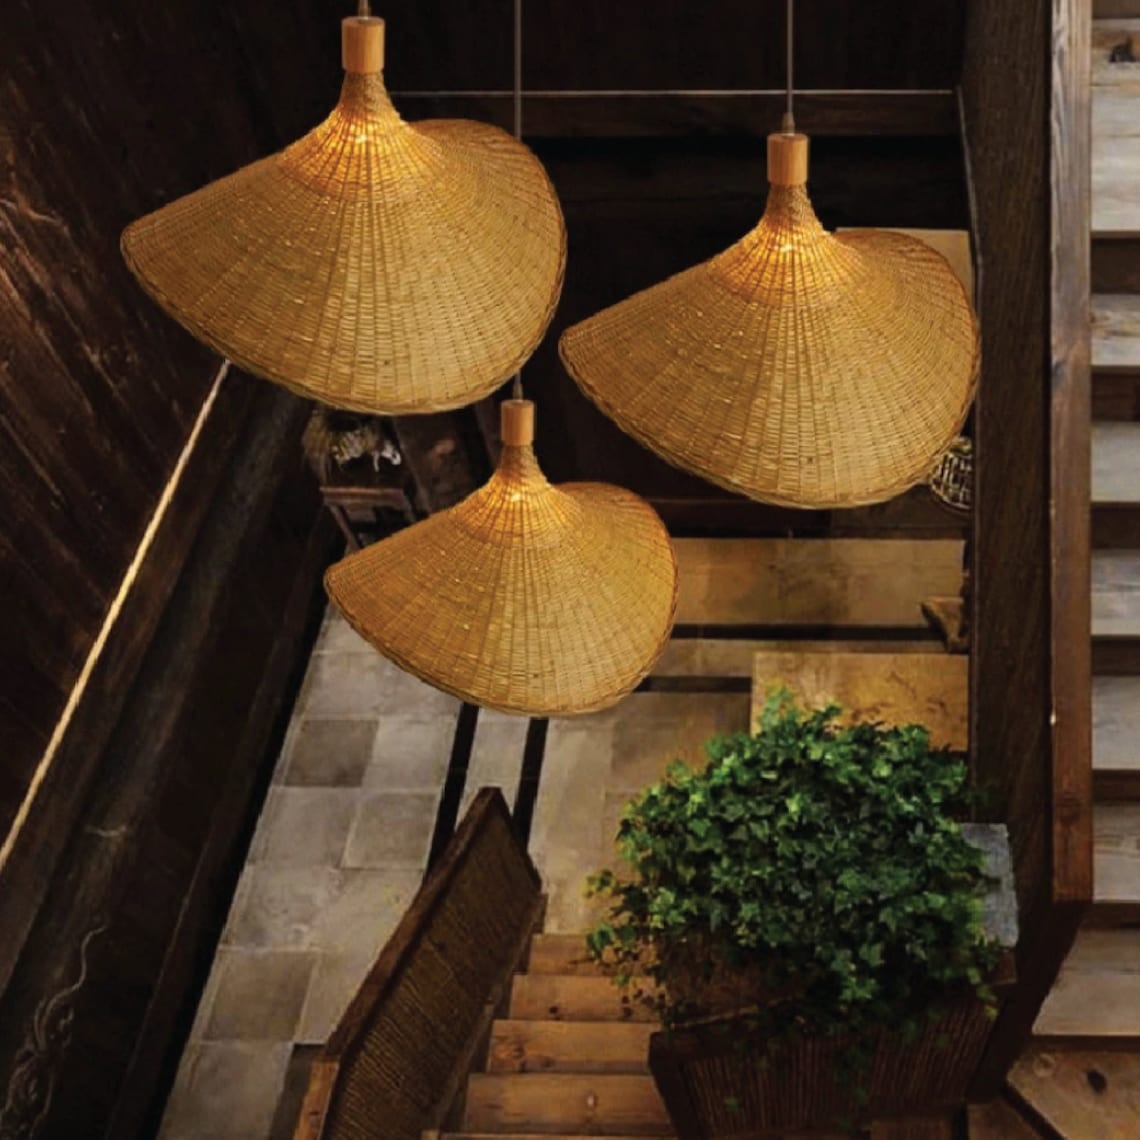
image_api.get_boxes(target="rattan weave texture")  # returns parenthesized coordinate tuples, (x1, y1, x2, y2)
(560, 135, 979, 509)
(325, 401, 678, 717)
(122, 19, 566, 415)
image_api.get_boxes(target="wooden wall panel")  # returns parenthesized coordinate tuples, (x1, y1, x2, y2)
(0, 0, 336, 843)
(521, 0, 965, 91)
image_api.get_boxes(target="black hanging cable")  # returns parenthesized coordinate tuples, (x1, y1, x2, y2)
(782, 0, 795, 134)
(511, 0, 525, 400)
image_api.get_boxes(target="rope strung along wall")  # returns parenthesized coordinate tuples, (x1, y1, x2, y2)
(325, 400, 679, 716)
(121, 9, 565, 415)
(560, 0, 979, 509)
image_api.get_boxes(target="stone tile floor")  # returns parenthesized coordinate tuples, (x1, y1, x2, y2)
(159, 536, 960, 1137)
(158, 605, 472, 1140)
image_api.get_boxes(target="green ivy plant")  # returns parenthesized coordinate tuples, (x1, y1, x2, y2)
(586, 689, 1003, 1067)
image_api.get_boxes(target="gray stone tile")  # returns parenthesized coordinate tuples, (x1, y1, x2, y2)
(300, 652, 396, 717)
(344, 792, 438, 869)
(373, 666, 463, 720)
(250, 788, 357, 867)
(159, 1041, 292, 1140)
(316, 607, 370, 653)
(296, 950, 376, 1044)
(282, 718, 377, 787)
(310, 867, 424, 957)
(460, 712, 530, 815)
(204, 949, 316, 1041)
(223, 866, 341, 950)
(363, 713, 458, 791)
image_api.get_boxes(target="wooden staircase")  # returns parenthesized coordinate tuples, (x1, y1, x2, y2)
(974, 9, 1140, 1136)
(442, 933, 938, 1140)
(442, 933, 672, 1139)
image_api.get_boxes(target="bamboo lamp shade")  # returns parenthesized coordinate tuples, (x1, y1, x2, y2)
(560, 133, 980, 509)
(121, 16, 566, 415)
(325, 400, 678, 716)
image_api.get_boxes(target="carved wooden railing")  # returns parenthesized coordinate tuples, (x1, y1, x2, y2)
(962, 0, 1093, 1089)
(293, 788, 542, 1140)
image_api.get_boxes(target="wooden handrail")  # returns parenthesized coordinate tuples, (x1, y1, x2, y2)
(293, 787, 542, 1140)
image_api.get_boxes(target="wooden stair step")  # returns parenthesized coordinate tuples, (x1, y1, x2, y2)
(1092, 550, 1140, 639)
(1094, 75, 1140, 237)
(1093, 295, 1140, 374)
(967, 1100, 1041, 1139)
(1093, 422, 1140, 505)
(1094, 677, 1140, 798)
(527, 933, 607, 976)
(1091, 802, 1140, 924)
(510, 975, 655, 1023)
(1010, 1047, 1140, 1136)
(463, 1073, 671, 1136)
(488, 1019, 654, 1074)
(1034, 929, 1140, 1043)
(1093, 17, 1140, 87)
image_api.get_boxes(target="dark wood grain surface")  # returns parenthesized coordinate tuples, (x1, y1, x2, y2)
(963, 0, 1093, 1093)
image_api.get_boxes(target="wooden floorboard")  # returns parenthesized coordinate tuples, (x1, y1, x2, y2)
(1010, 1047, 1140, 1138)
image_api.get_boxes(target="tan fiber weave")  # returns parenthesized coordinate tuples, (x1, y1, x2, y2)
(560, 133, 979, 509)
(122, 18, 565, 415)
(325, 400, 678, 717)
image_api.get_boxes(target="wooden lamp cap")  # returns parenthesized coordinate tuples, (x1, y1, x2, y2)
(501, 399, 535, 447)
(767, 133, 810, 186)
(342, 17, 385, 74)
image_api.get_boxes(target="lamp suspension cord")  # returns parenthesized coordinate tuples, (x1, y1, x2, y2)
(511, 0, 525, 400)
(357, 0, 369, 16)
(782, 0, 795, 134)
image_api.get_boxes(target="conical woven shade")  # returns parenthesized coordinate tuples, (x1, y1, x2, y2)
(560, 133, 979, 508)
(122, 16, 566, 414)
(325, 400, 678, 716)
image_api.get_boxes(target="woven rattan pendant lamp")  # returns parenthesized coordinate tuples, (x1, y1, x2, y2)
(121, 7, 566, 414)
(559, 5, 978, 508)
(325, 399, 678, 715)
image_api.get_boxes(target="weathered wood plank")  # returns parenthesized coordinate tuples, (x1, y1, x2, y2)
(1093, 295, 1140, 372)
(750, 650, 968, 750)
(1035, 929, 1140, 1042)
(488, 1019, 654, 1074)
(509, 976, 655, 1024)
(464, 1073, 670, 1136)
(1010, 1048, 1140, 1136)
(673, 538, 964, 630)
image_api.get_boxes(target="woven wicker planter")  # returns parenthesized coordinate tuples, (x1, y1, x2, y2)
(649, 987, 1010, 1139)
(645, 825, 1017, 1138)
(560, 132, 979, 508)
(324, 400, 678, 716)
(123, 16, 565, 415)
